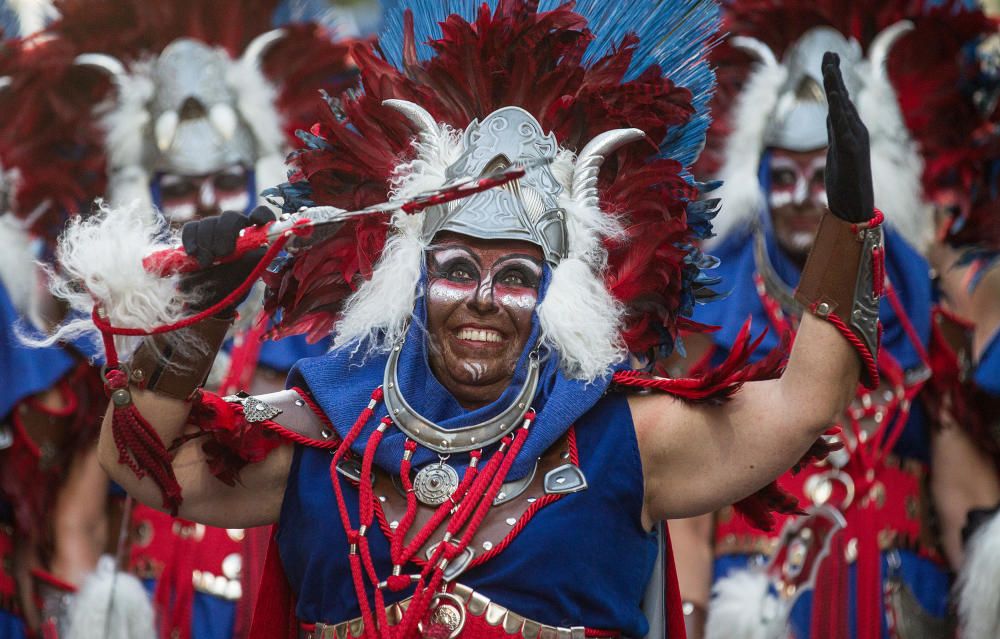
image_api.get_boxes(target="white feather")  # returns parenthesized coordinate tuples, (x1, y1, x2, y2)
(957, 509, 1000, 639)
(706, 568, 790, 639)
(38, 201, 202, 362)
(708, 61, 788, 248)
(538, 256, 625, 381)
(65, 555, 156, 639)
(0, 213, 46, 329)
(8, 0, 58, 36)
(95, 63, 155, 207)
(855, 60, 932, 254)
(333, 124, 461, 353)
(228, 47, 285, 160)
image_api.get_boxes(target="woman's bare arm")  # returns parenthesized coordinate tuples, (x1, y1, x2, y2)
(97, 388, 292, 528)
(50, 444, 109, 585)
(634, 314, 856, 524)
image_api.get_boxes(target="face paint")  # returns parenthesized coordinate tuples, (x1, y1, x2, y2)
(424, 234, 543, 409)
(767, 147, 828, 264)
(155, 164, 252, 226)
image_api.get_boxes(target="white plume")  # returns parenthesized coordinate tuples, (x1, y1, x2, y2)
(333, 124, 461, 353)
(538, 255, 625, 381)
(96, 65, 155, 208)
(8, 0, 58, 36)
(65, 555, 156, 639)
(229, 46, 285, 162)
(957, 509, 1000, 639)
(708, 60, 788, 248)
(0, 213, 46, 329)
(706, 568, 790, 639)
(855, 59, 932, 254)
(38, 201, 201, 361)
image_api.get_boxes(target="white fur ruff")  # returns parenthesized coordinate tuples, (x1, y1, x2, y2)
(97, 67, 155, 208)
(8, 0, 58, 36)
(957, 509, 1000, 639)
(333, 123, 629, 381)
(65, 555, 156, 639)
(708, 47, 932, 255)
(709, 60, 787, 248)
(706, 569, 790, 639)
(40, 201, 199, 360)
(0, 213, 46, 329)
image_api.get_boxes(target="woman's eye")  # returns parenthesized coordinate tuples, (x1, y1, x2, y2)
(811, 168, 826, 185)
(446, 265, 476, 282)
(771, 169, 796, 187)
(161, 180, 198, 199)
(500, 272, 526, 286)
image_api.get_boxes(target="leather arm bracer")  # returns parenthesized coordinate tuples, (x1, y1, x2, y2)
(127, 313, 235, 401)
(795, 211, 885, 388)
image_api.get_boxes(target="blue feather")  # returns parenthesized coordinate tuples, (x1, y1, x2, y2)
(378, 0, 719, 170)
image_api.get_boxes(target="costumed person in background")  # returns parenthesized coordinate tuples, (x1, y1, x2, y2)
(2, 1, 358, 637)
(0, 3, 153, 638)
(41, 0, 891, 637)
(900, 13, 1000, 638)
(666, 3, 1000, 639)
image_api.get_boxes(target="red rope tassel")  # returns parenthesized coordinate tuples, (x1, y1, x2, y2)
(105, 369, 183, 514)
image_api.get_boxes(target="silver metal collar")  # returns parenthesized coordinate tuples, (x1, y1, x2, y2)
(382, 340, 540, 454)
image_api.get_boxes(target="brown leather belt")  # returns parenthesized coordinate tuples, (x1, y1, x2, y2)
(300, 583, 592, 639)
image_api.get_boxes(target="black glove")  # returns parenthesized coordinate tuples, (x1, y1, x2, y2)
(823, 52, 875, 223)
(180, 206, 275, 311)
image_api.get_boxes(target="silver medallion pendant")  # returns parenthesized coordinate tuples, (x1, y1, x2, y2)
(413, 460, 460, 506)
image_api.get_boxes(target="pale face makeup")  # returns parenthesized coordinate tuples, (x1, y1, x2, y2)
(767, 147, 828, 264)
(156, 164, 252, 225)
(424, 234, 544, 410)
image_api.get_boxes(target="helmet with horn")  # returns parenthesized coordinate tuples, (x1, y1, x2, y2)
(0, 0, 357, 237)
(263, 0, 724, 379)
(705, 0, 935, 253)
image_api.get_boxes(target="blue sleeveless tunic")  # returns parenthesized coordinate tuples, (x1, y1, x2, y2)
(277, 390, 658, 637)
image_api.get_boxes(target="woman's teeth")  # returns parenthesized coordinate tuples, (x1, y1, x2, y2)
(456, 328, 503, 343)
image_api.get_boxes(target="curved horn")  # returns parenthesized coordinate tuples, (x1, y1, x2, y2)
(382, 99, 438, 139)
(208, 103, 238, 141)
(571, 128, 646, 208)
(240, 28, 286, 67)
(154, 111, 179, 152)
(868, 20, 913, 78)
(731, 36, 779, 68)
(74, 52, 127, 85)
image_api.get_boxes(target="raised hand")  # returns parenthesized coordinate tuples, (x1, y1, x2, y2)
(180, 206, 275, 310)
(823, 52, 874, 223)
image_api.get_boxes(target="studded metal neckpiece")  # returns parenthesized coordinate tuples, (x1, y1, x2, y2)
(382, 339, 540, 454)
(753, 227, 804, 315)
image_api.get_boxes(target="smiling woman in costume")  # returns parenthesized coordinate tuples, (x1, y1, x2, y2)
(46, 0, 886, 637)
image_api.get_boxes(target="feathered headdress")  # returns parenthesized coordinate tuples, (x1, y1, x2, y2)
(0, 0, 357, 245)
(262, 0, 724, 379)
(704, 0, 942, 254)
(886, 4, 1000, 249)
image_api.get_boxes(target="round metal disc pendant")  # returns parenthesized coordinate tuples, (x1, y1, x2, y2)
(413, 462, 460, 506)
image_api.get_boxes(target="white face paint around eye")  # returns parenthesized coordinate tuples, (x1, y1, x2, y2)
(496, 292, 537, 310)
(768, 154, 828, 210)
(427, 280, 470, 304)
